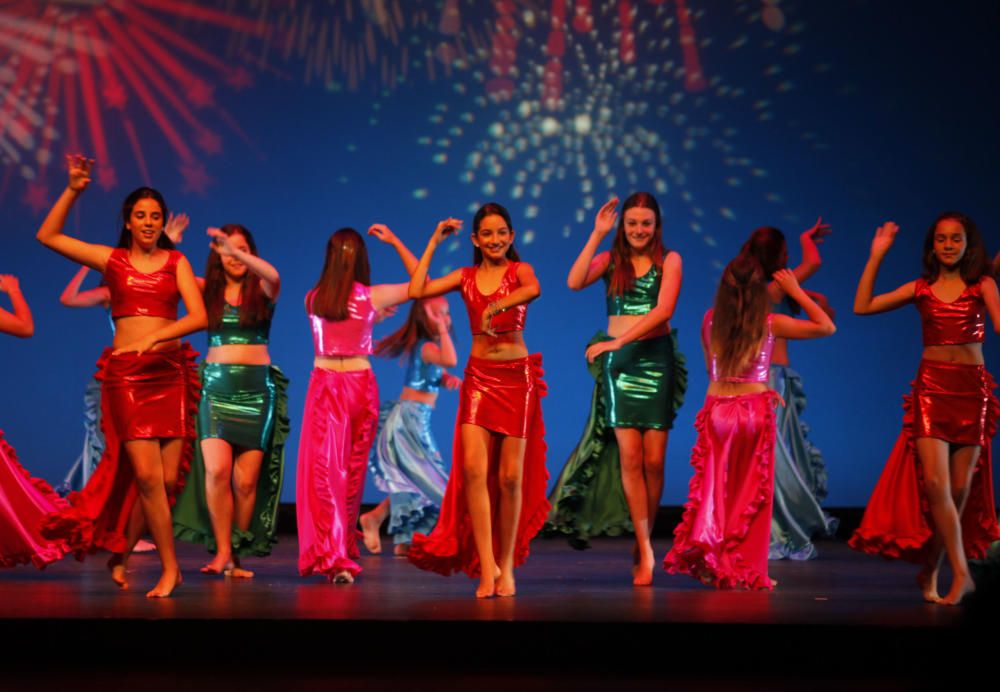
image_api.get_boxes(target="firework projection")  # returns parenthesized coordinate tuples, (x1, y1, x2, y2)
(0, 0, 264, 211)
(408, 0, 823, 270)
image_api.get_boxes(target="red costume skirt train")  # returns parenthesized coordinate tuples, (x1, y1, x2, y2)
(407, 354, 550, 577)
(0, 431, 69, 568)
(41, 345, 199, 557)
(663, 390, 779, 590)
(296, 368, 378, 579)
(849, 360, 1000, 561)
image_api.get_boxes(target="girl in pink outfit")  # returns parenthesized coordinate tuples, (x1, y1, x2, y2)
(297, 225, 417, 584)
(663, 255, 834, 590)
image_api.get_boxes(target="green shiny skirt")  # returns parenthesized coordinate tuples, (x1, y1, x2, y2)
(544, 331, 687, 549)
(174, 364, 290, 557)
(603, 331, 683, 430)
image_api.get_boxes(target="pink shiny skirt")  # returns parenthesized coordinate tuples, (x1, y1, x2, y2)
(664, 390, 779, 590)
(850, 360, 999, 562)
(408, 355, 550, 578)
(42, 345, 199, 557)
(296, 368, 378, 579)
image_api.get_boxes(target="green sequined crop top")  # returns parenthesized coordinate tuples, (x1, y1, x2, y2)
(604, 264, 661, 316)
(208, 302, 273, 347)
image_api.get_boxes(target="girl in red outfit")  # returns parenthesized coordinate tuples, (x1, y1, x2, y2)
(850, 214, 1000, 605)
(407, 204, 548, 598)
(37, 155, 206, 598)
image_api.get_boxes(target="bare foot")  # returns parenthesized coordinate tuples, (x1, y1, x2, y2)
(333, 570, 354, 584)
(200, 553, 231, 575)
(497, 571, 516, 597)
(146, 568, 182, 598)
(133, 539, 157, 553)
(224, 564, 255, 579)
(917, 566, 942, 603)
(393, 543, 410, 557)
(631, 542, 640, 576)
(476, 566, 501, 599)
(940, 571, 975, 606)
(107, 554, 128, 589)
(360, 511, 383, 554)
(633, 547, 654, 587)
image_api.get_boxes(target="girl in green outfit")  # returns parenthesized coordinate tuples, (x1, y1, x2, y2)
(549, 192, 684, 586)
(173, 225, 287, 578)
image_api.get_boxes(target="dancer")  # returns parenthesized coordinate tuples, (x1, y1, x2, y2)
(549, 193, 683, 585)
(1, 275, 70, 569)
(297, 224, 418, 584)
(850, 215, 1000, 605)
(664, 257, 834, 590)
(360, 297, 460, 556)
(173, 225, 288, 578)
(38, 155, 205, 598)
(406, 204, 548, 599)
(58, 213, 189, 494)
(741, 222, 839, 560)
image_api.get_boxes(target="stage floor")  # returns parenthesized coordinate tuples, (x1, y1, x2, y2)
(0, 536, 991, 689)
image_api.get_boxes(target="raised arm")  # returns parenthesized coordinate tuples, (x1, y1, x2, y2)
(369, 224, 419, 277)
(481, 262, 542, 335)
(409, 218, 464, 299)
(981, 276, 1000, 335)
(421, 309, 458, 368)
(207, 227, 281, 300)
(112, 256, 207, 355)
(771, 269, 836, 339)
(567, 197, 618, 290)
(60, 266, 111, 308)
(0, 275, 34, 338)
(767, 217, 830, 303)
(853, 221, 915, 315)
(36, 155, 113, 271)
(164, 212, 190, 245)
(585, 251, 682, 363)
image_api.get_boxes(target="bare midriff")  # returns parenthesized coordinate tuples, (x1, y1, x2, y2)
(470, 330, 529, 359)
(314, 355, 372, 371)
(401, 387, 439, 407)
(771, 337, 789, 367)
(607, 314, 670, 341)
(206, 344, 271, 365)
(113, 316, 179, 351)
(922, 342, 983, 365)
(706, 381, 769, 397)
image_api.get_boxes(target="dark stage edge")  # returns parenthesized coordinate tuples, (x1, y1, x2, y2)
(1, 537, 995, 689)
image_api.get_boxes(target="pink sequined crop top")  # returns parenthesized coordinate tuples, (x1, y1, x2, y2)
(308, 283, 377, 357)
(104, 248, 181, 320)
(461, 262, 528, 335)
(914, 278, 986, 346)
(702, 309, 775, 383)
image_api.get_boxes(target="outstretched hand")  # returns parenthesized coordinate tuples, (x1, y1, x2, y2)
(593, 197, 619, 239)
(870, 221, 899, 258)
(165, 213, 190, 244)
(441, 373, 462, 390)
(0, 275, 20, 294)
(368, 224, 399, 245)
(66, 154, 94, 192)
(802, 216, 831, 243)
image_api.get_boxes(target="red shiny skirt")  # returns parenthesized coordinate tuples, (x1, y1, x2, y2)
(42, 345, 199, 557)
(850, 360, 1000, 562)
(408, 354, 550, 577)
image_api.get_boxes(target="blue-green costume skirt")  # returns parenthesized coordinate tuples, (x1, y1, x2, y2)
(544, 331, 687, 549)
(173, 363, 289, 557)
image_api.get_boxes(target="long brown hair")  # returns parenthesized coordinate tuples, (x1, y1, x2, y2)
(375, 299, 438, 359)
(203, 224, 271, 329)
(309, 227, 371, 320)
(741, 225, 799, 314)
(116, 187, 175, 250)
(922, 211, 991, 284)
(472, 202, 521, 265)
(608, 192, 665, 296)
(710, 253, 770, 378)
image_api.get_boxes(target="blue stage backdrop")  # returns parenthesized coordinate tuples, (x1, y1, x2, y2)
(1, 1, 997, 505)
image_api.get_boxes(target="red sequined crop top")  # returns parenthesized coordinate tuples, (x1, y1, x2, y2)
(461, 262, 528, 335)
(914, 278, 986, 346)
(104, 248, 181, 320)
